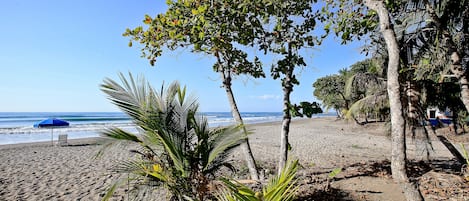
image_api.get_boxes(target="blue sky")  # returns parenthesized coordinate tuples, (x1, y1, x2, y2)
(0, 0, 366, 112)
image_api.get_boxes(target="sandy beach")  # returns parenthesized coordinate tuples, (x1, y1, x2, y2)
(0, 117, 466, 200)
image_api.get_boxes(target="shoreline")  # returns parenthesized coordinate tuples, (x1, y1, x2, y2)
(0, 117, 461, 200)
(0, 117, 322, 146)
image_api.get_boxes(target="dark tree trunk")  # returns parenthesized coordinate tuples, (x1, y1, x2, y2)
(449, 52, 469, 113)
(406, 81, 432, 160)
(364, 1, 423, 200)
(278, 65, 294, 175)
(220, 70, 260, 180)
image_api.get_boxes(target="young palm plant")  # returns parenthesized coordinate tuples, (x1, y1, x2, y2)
(217, 160, 299, 201)
(98, 73, 246, 200)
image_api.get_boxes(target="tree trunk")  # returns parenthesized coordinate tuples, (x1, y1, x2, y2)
(449, 51, 469, 113)
(278, 66, 294, 175)
(364, 1, 423, 200)
(220, 70, 260, 180)
(407, 81, 432, 160)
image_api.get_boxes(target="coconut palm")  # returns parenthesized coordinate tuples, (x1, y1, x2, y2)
(344, 59, 389, 124)
(98, 73, 246, 200)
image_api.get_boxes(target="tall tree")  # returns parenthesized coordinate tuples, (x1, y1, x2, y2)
(325, 0, 424, 200)
(363, 1, 423, 200)
(250, 0, 325, 174)
(124, 0, 264, 180)
(313, 73, 350, 117)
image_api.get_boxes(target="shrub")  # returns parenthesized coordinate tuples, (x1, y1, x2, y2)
(98, 73, 245, 200)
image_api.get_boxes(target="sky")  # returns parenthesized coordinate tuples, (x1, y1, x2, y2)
(0, 0, 367, 112)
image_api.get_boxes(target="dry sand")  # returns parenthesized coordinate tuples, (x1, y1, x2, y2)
(0, 117, 464, 200)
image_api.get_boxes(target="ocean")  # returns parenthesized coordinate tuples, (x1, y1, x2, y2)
(0, 112, 334, 145)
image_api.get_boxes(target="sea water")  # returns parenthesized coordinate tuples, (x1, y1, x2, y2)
(0, 112, 334, 145)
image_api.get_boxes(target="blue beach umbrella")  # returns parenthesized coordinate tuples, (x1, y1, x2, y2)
(34, 118, 69, 145)
(34, 118, 70, 128)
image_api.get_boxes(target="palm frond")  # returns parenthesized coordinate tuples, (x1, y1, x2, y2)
(101, 72, 145, 121)
(113, 159, 173, 192)
(263, 160, 299, 201)
(204, 161, 237, 178)
(102, 178, 126, 201)
(155, 128, 189, 176)
(174, 85, 199, 132)
(94, 128, 143, 159)
(345, 92, 388, 119)
(101, 127, 142, 143)
(204, 125, 245, 171)
(217, 160, 299, 201)
(218, 178, 258, 201)
(344, 73, 356, 99)
(141, 129, 164, 152)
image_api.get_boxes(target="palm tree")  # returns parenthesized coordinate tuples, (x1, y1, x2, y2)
(98, 73, 246, 200)
(344, 59, 389, 124)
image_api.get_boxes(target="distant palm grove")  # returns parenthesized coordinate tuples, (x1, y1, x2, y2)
(98, 0, 467, 200)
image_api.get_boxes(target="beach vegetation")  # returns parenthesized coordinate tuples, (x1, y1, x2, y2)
(350, 2, 422, 199)
(217, 160, 299, 201)
(123, 0, 265, 180)
(314, 58, 388, 123)
(400, 0, 469, 135)
(243, 0, 326, 175)
(405, 0, 469, 113)
(99, 73, 246, 200)
(124, 0, 325, 179)
(323, 0, 430, 200)
(343, 59, 387, 123)
(461, 144, 469, 181)
(325, 167, 342, 192)
(313, 72, 349, 118)
(322, 0, 469, 199)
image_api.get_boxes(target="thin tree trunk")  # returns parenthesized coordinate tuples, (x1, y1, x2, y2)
(278, 65, 294, 175)
(220, 70, 260, 180)
(339, 92, 350, 110)
(364, 1, 423, 200)
(407, 81, 432, 161)
(449, 52, 469, 113)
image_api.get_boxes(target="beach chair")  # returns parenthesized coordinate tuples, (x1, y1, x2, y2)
(57, 134, 68, 146)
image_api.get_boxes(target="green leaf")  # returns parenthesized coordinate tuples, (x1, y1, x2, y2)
(328, 168, 342, 178)
(197, 5, 206, 13)
(169, 30, 175, 38)
(324, 22, 331, 31)
(199, 32, 205, 40)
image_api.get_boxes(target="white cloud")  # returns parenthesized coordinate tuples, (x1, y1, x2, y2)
(252, 94, 281, 100)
